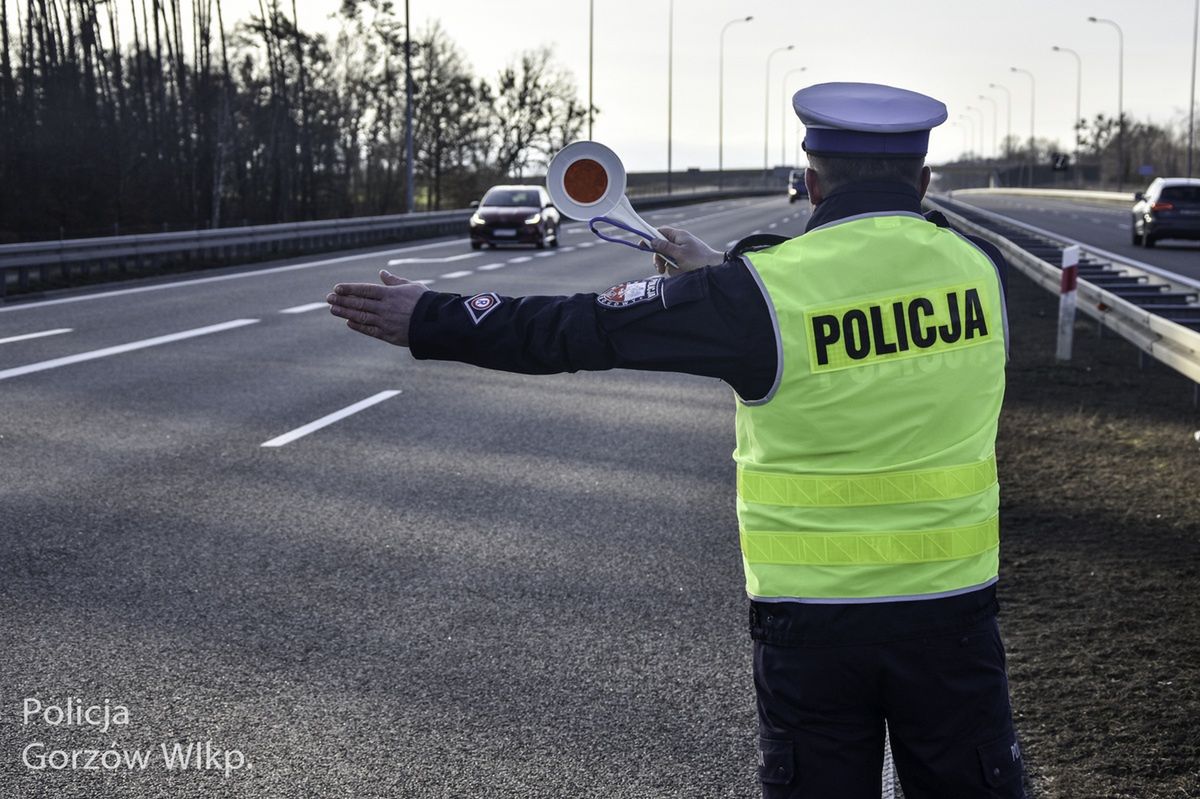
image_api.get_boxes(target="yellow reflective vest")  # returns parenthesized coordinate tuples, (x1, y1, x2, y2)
(734, 211, 1008, 602)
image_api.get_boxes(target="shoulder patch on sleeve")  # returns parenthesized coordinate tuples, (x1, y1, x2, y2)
(464, 292, 502, 324)
(597, 276, 663, 309)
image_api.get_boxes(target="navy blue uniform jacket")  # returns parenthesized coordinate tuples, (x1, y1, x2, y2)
(408, 180, 1010, 640)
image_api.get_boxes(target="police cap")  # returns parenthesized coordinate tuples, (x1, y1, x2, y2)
(793, 82, 947, 157)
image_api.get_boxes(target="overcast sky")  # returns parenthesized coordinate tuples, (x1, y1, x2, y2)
(217, 0, 1197, 171)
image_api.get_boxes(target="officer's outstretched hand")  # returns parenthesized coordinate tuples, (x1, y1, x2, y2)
(327, 270, 428, 347)
(650, 226, 723, 276)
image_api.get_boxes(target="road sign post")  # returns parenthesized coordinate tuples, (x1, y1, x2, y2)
(1056, 245, 1080, 361)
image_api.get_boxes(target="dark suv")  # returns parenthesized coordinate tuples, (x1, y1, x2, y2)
(787, 169, 808, 204)
(1131, 177, 1200, 248)
(469, 185, 561, 249)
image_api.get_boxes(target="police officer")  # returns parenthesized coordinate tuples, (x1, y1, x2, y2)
(327, 82, 1024, 799)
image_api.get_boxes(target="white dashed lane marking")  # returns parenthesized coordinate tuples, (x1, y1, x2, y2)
(477, 262, 506, 271)
(0, 319, 259, 382)
(0, 328, 72, 345)
(261, 390, 402, 448)
(508, 256, 532, 263)
(387, 252, 482, 266)
(440, 270, 473, 279)
(535, 252, 557, 258)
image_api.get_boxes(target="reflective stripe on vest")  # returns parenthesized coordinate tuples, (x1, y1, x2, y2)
(740, 516, 998, 565)
(738, 456, 996, 508)
(735, 213, 1007, 602)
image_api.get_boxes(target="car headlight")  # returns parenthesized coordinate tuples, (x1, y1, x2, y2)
(524, 213, 541, 225)
(470, 213, 485, 226)
(788, 187, 797, 195)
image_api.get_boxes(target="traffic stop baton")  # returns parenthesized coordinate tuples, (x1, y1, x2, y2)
(1056, 245, 1080, 361)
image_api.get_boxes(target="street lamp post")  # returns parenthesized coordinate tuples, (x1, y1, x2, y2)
(1051, 45, 1083, 185)
(719, 15, 753, 185)
(781, 67, 807, 166)
(588, 0, 594, 140)
(1088, 16, 1125, 189)
(667, 0, 673, 194)
(958, 114, 976, 159)
(1010, 67, 1037, 186)
(978, 95, 998, 159)
(764, 44, 795, 172)
(404, 0, 414, 213)
(1189, 0, 1198, 177)
(950, 121, 968, 159)
(989, 82, 1012, 159)
(966, 105, 986, 159)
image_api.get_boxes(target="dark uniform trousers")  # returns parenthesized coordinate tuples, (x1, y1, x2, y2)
(751, 588, 1025, 799)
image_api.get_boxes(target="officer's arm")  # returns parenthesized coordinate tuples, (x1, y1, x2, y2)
(405, 260, 777, 400)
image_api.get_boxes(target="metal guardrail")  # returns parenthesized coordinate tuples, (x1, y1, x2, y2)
(0, 209, 472, 298)
(0, 188, 776, 299)
(926, 194, 1200, 388)
(948, 187, 1134, 207)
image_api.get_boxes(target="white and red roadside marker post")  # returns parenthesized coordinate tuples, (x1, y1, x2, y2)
(1056, 245, 1080, 361)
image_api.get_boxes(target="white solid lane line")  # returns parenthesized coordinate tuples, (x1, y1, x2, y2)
(0, 328, 72, 345)
(388, 252, 482, 266)
(439, 270, 473, 279)
(261, 390, 401, 448)
(0, 319, 259, 382)
(279, 302, 328, 314)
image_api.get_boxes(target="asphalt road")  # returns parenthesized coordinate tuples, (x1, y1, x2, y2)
(948, 192, 1200, 282)
(0, 196, 813, 799)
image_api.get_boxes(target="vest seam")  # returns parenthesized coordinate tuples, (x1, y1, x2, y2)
(735, 254, 783, 406)
(950, 230, 1011, 359)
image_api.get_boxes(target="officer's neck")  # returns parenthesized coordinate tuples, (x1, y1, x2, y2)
(805, 180, 923, 233)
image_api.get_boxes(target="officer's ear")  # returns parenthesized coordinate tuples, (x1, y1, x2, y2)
(918, 166, 932, 199)
(804, 168, 824, 206)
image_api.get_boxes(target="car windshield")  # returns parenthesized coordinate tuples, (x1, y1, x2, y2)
(482, 189, 539, 207)
(1160, 186, 1200, 203)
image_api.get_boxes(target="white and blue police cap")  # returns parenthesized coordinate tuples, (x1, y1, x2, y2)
(794, 82, 947, 157)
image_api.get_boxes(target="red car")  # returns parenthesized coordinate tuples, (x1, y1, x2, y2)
(469, 185, 561, 249)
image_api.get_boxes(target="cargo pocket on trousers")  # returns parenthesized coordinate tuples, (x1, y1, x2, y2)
(757, 737, 794, 786)
(977, 732, 1024, 793)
